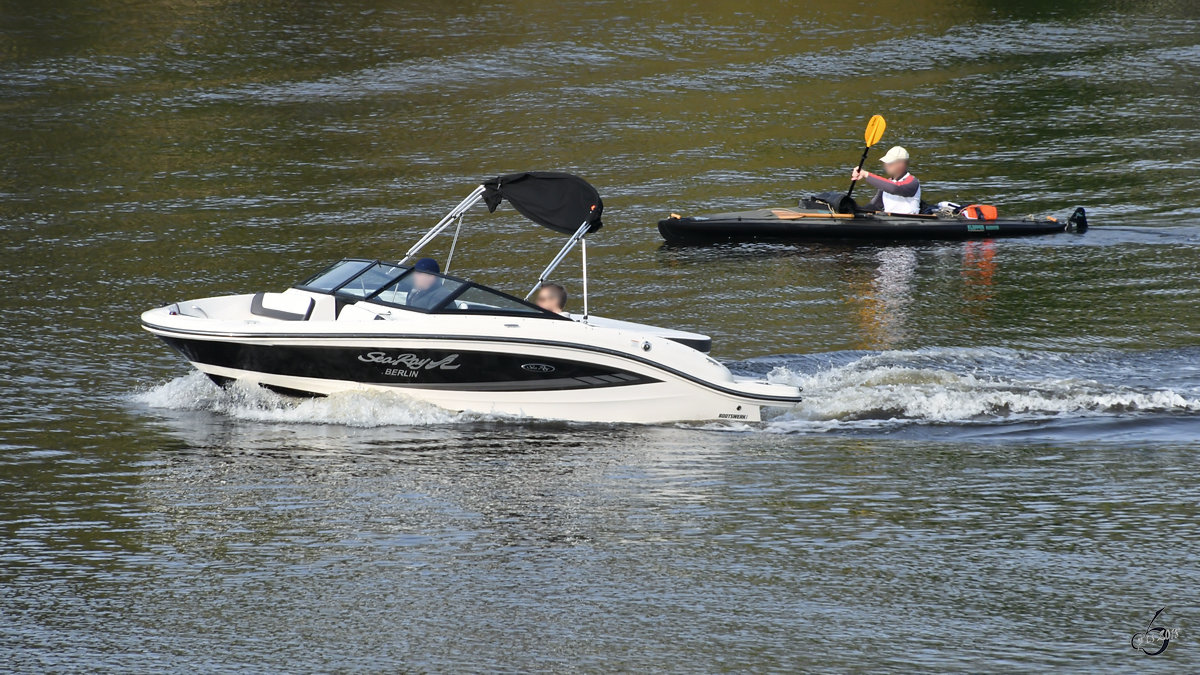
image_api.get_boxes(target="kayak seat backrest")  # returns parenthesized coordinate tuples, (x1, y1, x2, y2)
(803, 191, 857, 214)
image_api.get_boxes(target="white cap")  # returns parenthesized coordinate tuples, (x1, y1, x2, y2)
(879, 146, 910, 164)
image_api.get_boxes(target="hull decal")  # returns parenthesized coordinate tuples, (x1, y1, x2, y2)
(143, 323, 804, 404)
(157, 336, 658, 392)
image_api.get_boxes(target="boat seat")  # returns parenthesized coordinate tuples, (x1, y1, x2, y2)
(251, 291, 315, 321)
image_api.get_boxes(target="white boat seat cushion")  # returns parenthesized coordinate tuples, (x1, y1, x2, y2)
(251, 291, 315, 321)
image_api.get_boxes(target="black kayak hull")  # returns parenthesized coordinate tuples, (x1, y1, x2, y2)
(658, 208, 1076, 244)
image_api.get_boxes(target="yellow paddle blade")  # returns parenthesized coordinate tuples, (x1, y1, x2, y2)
(864, 114, 886, 147)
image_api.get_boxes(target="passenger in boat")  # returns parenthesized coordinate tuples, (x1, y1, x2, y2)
(406, 258, 452, 309)
(535, 283, 568, 314)
(850, 146, 921, 214)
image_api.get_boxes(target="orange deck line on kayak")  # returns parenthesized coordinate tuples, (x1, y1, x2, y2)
(770, 209, 856, 220)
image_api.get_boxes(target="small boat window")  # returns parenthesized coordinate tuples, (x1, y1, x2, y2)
(364, 271, 560, 318)
(370, 270, 466, 310)
(441, 285, 549, 315)
(298, 259, 374, 292)
(371, 272, 416, 305)
(335, 262, 407, 298)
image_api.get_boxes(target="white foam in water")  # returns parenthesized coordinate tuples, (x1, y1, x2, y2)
(133, 371, 463, 427)
(763, 348, 1200, 432)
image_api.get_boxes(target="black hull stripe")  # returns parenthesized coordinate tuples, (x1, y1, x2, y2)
(157, 337, 658, 392)
(215, 369, 650, 393)
(143, 321, 804, 404)
(377, 376, 645, 392)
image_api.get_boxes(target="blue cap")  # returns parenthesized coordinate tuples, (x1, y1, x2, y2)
(413, 258, 440, 274)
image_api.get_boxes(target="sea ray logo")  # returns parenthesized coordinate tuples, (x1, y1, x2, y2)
(1131, 607, 1179, 656)
(358, 351, 462, 370)
(521, 363, 556, 373)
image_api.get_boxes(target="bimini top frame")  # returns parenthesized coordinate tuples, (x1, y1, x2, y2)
(397, 172, 605, 320)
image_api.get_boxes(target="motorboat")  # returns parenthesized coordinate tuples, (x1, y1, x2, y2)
(141, 172, 803, 423)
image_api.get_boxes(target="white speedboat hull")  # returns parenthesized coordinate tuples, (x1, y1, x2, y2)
(143, 295, 801, 424)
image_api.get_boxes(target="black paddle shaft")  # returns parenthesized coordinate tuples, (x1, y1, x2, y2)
(845, 145, 871, 200)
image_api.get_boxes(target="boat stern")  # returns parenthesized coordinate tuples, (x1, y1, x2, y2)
(716, 377, 803, 421)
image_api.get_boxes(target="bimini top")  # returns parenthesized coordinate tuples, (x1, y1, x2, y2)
(482, 171, 603, 236)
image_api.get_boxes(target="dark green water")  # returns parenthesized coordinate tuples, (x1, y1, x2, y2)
(2, 0, 1199, 671)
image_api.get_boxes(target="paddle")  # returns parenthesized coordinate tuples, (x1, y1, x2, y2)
(844, 115, 886, 203)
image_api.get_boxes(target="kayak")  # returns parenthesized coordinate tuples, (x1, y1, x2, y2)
(658, 205, 1089, 244)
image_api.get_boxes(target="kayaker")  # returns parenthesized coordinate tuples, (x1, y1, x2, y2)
(850, 146, 921, 214)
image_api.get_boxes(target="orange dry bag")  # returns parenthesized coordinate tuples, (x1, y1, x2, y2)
(962, 204, 998, 220)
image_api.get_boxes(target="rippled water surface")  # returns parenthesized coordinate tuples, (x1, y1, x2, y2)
(3, 0, 1199, 671)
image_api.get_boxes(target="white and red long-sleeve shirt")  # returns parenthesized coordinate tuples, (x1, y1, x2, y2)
(862, 172, 921, 214)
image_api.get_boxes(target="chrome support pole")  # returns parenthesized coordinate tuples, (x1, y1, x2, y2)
(581, 237, 589, 322)
(444, 213, 464, 273)
(398, 185, 485, 266)
(526, 218, 592, 301)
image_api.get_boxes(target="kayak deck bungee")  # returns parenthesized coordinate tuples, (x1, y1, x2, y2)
(658, 206, 1088, 244)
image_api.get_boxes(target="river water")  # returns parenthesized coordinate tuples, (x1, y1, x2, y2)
(3, 0, 1199, 671)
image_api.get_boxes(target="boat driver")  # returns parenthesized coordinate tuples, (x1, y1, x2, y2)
(535, 283, 568, 314)
(406, 257, 453, 309)
(850, 146, 921, 214)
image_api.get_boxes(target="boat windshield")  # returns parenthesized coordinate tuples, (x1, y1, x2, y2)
(297, 259, 406, 296)
(337, 262, 407, 298)
(368, 269, 559, 317)
(299, 259, 376, 291)
(296, 259, 563, 319)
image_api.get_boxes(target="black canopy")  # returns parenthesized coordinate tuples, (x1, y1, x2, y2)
(482, 172, 603, 236)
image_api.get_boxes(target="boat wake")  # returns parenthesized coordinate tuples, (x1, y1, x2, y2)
(757, 347, 1200, 433)
(133, 371, 464, 427)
